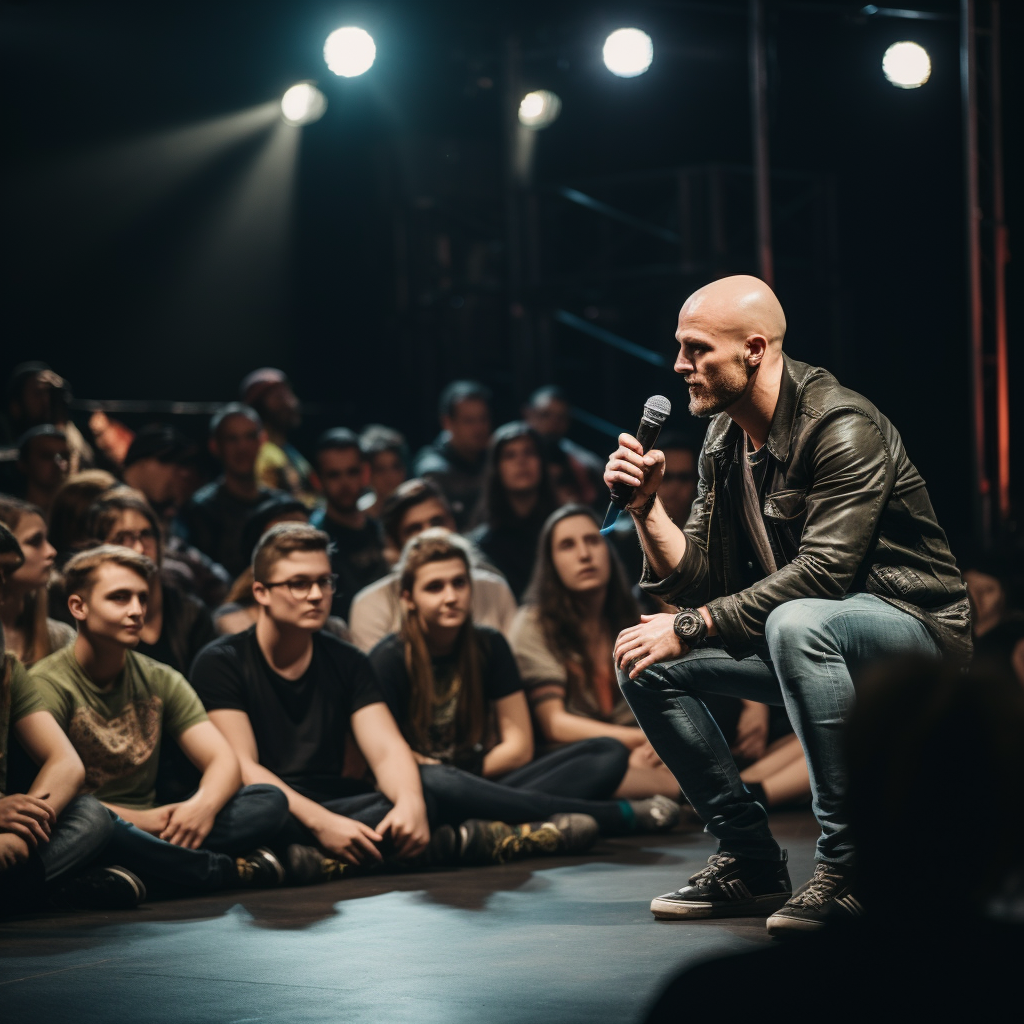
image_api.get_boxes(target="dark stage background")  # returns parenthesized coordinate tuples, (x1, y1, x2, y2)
(3, 0, 1021, 554)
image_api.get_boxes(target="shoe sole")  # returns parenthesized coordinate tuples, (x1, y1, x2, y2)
(651, 892, 792, 920)
(105, 866, 147, 908)
(766, 913, 827, 936)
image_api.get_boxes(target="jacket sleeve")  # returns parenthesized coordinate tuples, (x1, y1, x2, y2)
(707, 410, 895, 656)
(638, 452, 714, 608)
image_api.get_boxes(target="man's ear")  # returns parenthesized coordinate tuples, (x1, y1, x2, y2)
(208, 437, 221, 460)
(68, 593, 88, 623)
(745, 334, 768, 368)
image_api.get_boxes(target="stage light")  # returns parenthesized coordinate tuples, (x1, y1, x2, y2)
(518, 90, 562, 130)
(882, 41, 931, 89)
(280, 83, 327, 126)
(602, 28, 653, 78)
(324, 26, 376, 77)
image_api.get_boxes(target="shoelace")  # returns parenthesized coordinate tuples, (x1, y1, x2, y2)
(688, 854, 737, 890)
(788, 863, 843, 908)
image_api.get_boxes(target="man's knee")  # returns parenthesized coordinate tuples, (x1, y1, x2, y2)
(577, 736, 631, 775)
(60, 794, 116, 845)
(765, 598, 834, 652)
(235, 784, 290, 830)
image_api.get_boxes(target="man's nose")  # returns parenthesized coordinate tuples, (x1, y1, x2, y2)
(674, 350, 693, 374)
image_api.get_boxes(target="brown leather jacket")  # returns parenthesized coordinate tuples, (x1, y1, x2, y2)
(641, 355, 972, 662)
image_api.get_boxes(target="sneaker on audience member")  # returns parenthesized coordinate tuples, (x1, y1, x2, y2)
(458, 815, 599, 866)
(629, 796, 680, 832)
(651, 851, 792, 920)
(766, 861, 863, 935)
(48, 865, 147, 911)
(285, 845, 348, 885)
(235, 847, 286, 887)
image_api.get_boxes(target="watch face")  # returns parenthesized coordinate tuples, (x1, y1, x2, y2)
(677, 613, 702, 638)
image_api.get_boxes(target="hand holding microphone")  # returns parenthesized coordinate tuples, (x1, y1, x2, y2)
(603, 395, 672, 515)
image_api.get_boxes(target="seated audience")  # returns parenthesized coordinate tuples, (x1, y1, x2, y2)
(31, 545, 289, 895)
(358, 424, 409, 525)
(85, 488, 216, 675)
(412, 381, 492, 530)
(175, 403, 285, 580)
(240, 368, 319, 507)
(14, 426, 70, 519)
(644, 657, 1024, 1021)
(3, 363, 94, 475)
(192, 524, 600, 881)
(308, 429, 390, 620)
(467, 422, 559, 601)
(370, 529, 678, 833)
(0, 522, 134, 911)
(48, 469, 118, 566)
(348, 479, 516, 652)
(523, 386, 605, 507)
(0, 498, 75, 667)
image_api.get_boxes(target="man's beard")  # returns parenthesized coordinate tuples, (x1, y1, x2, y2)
(685, 360, 751, 418)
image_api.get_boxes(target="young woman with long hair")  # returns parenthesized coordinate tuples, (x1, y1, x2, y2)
(0, 497, 75, 666)
(512, 505, 809, 809)
(510, 505, 682, 799)
(369, 528, 678, 836)
(468, 422, 559, 600)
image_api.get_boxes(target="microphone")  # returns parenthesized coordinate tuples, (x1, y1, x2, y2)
(608, 395, 672, 510)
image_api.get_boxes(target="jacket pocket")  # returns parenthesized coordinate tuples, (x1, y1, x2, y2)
(763, 489, 807, 521)
(867, 564, 929, 601)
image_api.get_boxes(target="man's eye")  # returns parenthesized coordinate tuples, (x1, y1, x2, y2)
(424, 581, 445, 592)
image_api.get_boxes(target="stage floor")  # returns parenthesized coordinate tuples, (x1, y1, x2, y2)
(0, 811, 819, 1024)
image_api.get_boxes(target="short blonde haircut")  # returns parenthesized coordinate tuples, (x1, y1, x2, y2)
(62, 544, 157, 597)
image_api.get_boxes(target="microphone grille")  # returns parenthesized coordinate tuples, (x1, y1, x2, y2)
(643, 395, 672, 424)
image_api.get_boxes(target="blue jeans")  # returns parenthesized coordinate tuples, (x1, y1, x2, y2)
(103, 784, 290, 893)
(37, 794, 115, 881)
(619, 594, 938, 865)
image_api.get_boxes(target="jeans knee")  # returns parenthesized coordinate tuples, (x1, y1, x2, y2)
(764, 598, 829, 653)
(238, 784, 290, 829)
(63, 794, 116, 844)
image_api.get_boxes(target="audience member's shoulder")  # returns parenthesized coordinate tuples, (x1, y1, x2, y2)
(367, 632, 403, 661)
(188, 480, 221, 506)
(193, 628, 250, 663)
(351, 570, 399, 605)
(28, 644, 75, 681)
(127, 648, 195, 687)
(474, 624, 514, 657)
(315, 627, 372, 665)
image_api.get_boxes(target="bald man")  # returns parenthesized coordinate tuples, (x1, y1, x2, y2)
(605, 275, 970, 934)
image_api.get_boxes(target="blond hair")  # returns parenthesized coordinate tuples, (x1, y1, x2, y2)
(62, 544, 156, 598)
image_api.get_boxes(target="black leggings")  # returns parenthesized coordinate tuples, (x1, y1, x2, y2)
(278, 737, 634, 844)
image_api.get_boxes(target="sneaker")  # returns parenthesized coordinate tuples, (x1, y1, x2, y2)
(651, 851, 792, 920)
(629, 796, 680, 833)
(546, 813, 600, 855)
(766, 861, 864, 935)
(235, 847, 286, 887)
(48, 865, 146, 911)
(457, 816, 599, 866)
(285, 844, 348, 885)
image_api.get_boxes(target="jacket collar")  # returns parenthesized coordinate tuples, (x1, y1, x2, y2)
(703, 354, 816, 463)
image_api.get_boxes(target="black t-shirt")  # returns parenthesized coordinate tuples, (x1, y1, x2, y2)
(190, 627, 384, 802)
(311, 512, 390, 620)
(368, 626, 522, 770)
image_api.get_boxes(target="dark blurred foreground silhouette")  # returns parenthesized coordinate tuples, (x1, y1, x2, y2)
(645, 657, 1024, 1021)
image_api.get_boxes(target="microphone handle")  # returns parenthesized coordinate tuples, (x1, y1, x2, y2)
(609, 416, 664, 510)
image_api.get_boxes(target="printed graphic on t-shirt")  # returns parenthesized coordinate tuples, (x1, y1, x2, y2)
(70, 697, 163, 794)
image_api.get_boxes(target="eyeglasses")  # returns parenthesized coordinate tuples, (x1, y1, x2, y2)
(111, 528, 158, 548)
(262, 574, 338, 599)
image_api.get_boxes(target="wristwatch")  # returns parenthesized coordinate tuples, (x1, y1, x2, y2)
(673, 608, 708, 647)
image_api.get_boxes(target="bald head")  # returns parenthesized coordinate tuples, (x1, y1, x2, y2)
(679, 275, 786, 348)
(674, 276, 787, 419)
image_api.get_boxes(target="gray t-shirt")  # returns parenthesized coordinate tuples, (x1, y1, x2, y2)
(740, 436, 777, 577)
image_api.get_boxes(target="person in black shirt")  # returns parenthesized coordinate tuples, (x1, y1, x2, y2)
(175, 404, 287, 580)
(467, 422, 559, 601)
(309, 428, 390, 620)
(193, 523, 608, 880)
(370, 529, 679, 836)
